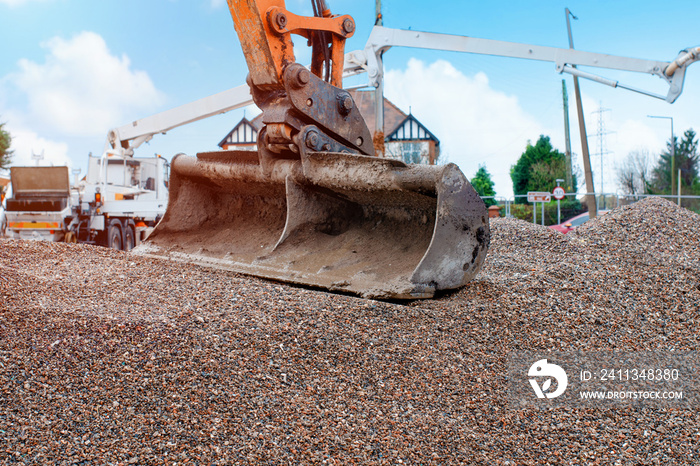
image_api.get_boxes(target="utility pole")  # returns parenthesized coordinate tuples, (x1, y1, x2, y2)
(556, 178, 565, 224)
(562, 80, 573, 192)
(374, 0, 385, 157)
(566, 8, 597, 219)
(647, 115, 675, 203)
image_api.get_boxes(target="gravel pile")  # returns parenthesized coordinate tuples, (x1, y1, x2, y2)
(1, 197, 699, 465)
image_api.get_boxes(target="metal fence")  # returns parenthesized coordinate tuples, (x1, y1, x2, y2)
(481, 193, 700, 226)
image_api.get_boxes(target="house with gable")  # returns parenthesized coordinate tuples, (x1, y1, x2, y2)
(218, 116, 262, 151)
(218, 90, 440, 165)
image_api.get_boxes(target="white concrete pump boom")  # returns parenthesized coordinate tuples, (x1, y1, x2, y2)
(105, 25, 700, 160)
(106, 84, 254, 157)
(344, 26, 700, 104)
(106, 26, 700, 160)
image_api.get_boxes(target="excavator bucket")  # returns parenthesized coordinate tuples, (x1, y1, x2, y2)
(139, 149, 489, 299)
(134, 0, 490, 299)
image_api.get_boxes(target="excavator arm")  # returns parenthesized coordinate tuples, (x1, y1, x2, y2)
(229, 0, 351, 88)
(227, 0, 374, 157)
(140, 0, 491, 300)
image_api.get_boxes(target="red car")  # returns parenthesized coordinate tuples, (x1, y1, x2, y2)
(549, 210, 609, 234)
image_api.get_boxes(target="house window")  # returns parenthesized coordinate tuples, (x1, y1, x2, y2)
(401, 142, 423, 164)
(386, 141, 430, 164)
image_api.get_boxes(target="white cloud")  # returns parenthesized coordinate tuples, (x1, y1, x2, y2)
(11, 31, 164, 137)
(384, 58, 547, 198)
(210, 0, 226, 8)
(613, 119, 664, 160)
(6, 124, 70, 168)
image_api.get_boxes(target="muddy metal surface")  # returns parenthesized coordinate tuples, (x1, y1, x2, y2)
(142, 151, 488, 299)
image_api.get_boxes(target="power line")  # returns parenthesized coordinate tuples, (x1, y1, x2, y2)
(590, 102, 614, 207)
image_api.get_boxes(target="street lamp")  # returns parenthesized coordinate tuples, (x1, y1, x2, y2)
(556, 178, 565, 224)
(71, 168, 82, 188)
(31, 151, 44, 167)
(647, 115, 679, 205)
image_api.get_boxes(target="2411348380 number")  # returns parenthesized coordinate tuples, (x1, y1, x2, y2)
(598, 368, 679, 382)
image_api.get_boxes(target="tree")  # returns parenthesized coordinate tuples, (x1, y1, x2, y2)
(617, 150, 652, 198)
(510, 135, 577, 204)
(470, 165, 497, 206)
(649, 129, 700, 195)
(0, 121, 12, 170)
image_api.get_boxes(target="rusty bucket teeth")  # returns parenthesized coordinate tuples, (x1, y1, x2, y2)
(135, 150, 489, 300)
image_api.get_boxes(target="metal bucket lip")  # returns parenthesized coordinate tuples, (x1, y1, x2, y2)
(132, 245, 435, 300)
(143, 151, 489, 300)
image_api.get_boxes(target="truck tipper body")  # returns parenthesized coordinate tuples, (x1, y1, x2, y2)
(4, 154, 168, 250)
(4, 166, 74, 242)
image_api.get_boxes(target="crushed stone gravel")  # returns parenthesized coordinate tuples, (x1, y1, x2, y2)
(1, 196, 699, 465)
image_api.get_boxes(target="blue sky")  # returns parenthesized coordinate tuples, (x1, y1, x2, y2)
(1, 0, 699, 197)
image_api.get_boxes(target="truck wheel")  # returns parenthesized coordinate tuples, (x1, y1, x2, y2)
(123, 225, 135, 251)
(64, 231, 77, 244)
(107, 221, 123, 250)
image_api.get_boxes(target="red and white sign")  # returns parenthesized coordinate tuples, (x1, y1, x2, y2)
(527, 191, 551, 202)
(552, 186, 566, 200)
